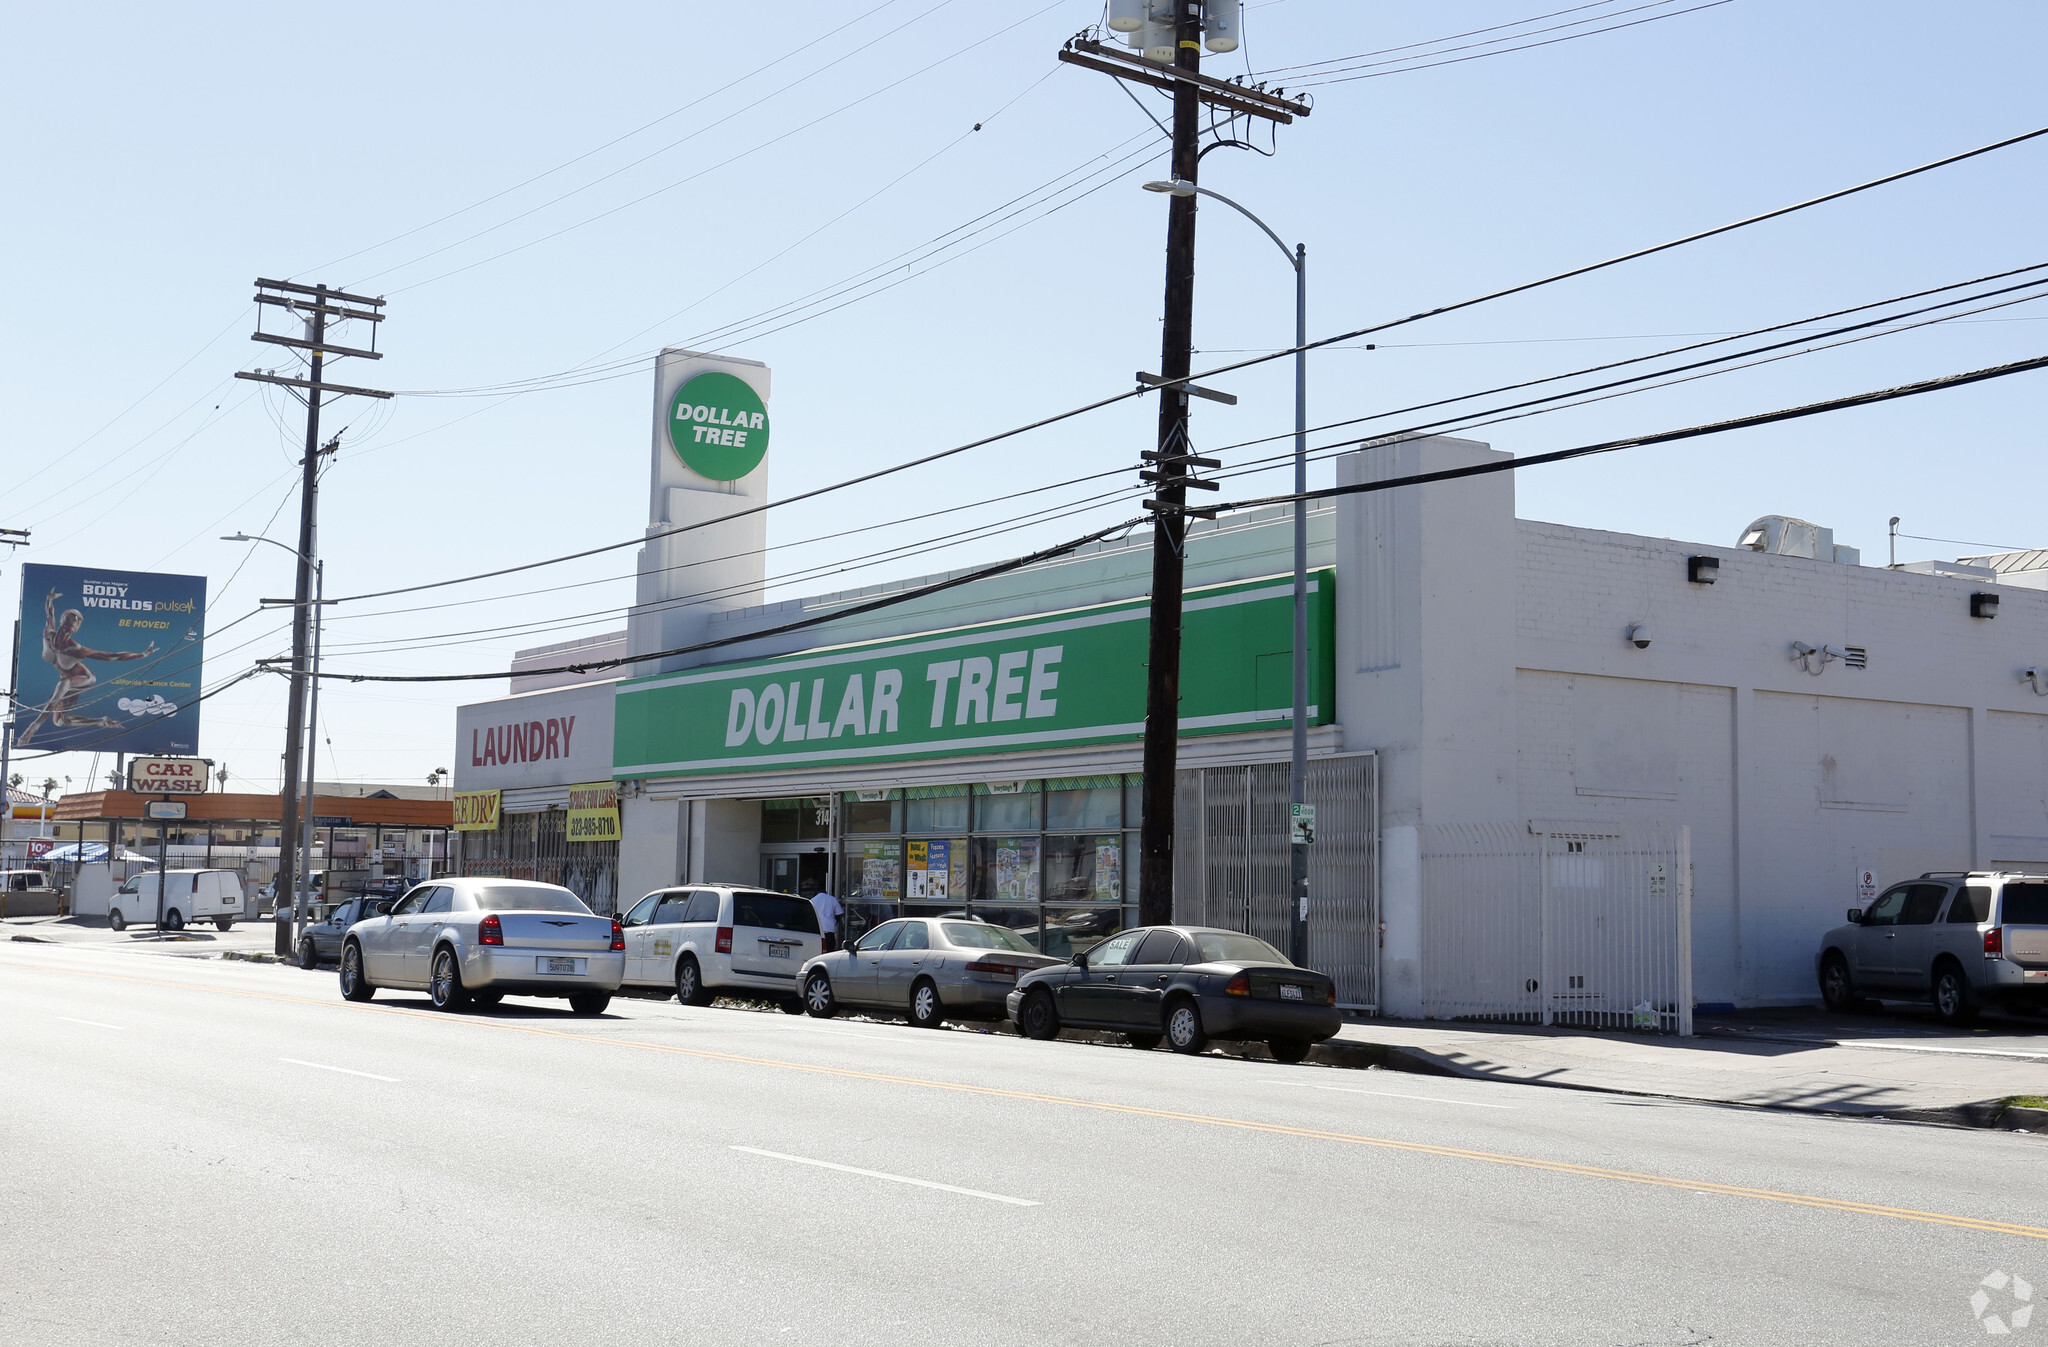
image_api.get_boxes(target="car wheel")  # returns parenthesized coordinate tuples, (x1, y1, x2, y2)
(1019, 988, 1061, 1041)
(429, 947, 471, 1012)
(908, 978, 944, 1029)
(1165, 998, 1209, 1054)
(1933, 961, 1979, 1027)
(339, 942, 375, 1002)
(471, 991, 504, 1007)
(165, 909, 185, 932)
(108, 909, 126, 932)
(1818, 953, 1857, 1014)
(675, 955, 714, 1007)
(214, 918, 234, 932)
(296, 937, 319, 970)
(1125, 1033, 1162, 1051)
(1268, 1037, 1312, 1065)
(803, 971, 837, 1018)
(779, 997, 806, 1015)
(568, 992, 610, 1016)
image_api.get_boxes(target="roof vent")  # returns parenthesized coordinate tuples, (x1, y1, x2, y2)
(1738, 515, 1859, 565)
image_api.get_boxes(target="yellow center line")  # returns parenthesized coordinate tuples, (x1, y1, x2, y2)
(13, 957, 2048, 1241)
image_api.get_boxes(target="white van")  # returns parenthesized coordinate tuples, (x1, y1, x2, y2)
(109, 870, 245, 932)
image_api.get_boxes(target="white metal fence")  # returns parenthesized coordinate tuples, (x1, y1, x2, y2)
(1420, 820, 1691, 1034)
(1172, 754, 1379, 1009)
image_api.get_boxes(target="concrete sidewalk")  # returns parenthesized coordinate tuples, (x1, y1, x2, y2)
(1333, 1013, 2048, 1128)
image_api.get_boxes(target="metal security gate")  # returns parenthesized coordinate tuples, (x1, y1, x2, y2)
(459, 809, 620, 915)
(1172, 754, 1379, 1009)
(1420, 820, 1691, 1034)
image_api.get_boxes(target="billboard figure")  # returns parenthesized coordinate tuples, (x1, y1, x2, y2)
(16, 588, 157, 746)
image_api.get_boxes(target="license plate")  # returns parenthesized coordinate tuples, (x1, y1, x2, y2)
(539, 957, 581, 975)
(766, 944, 791, 958)
(1279, 984, 1304, 1002)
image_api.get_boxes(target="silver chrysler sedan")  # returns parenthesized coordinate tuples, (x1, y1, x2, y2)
(338, 878, 624, 1015)
(796, 915, 1061, 1027)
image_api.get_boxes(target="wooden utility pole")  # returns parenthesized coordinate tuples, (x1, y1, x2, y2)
(236, 280, 390, 954)
(1058, 22, 1308, 927)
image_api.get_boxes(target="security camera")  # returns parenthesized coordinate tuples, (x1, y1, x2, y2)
(1626, 623, 1652, 650)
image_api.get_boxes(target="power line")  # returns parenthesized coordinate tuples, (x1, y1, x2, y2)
(322, 268, 2047, 662)
(375, 2, 1069, 296)
(1198, 353, 2048, 518)
(1286, 1, 1734, 88)
(322, 119, 2048, 606)
(1253, 0, 1647, 75)
(1197, 263, 2048, 464)
(301, 0, 913, 278)
(268, 352, 2048, 685)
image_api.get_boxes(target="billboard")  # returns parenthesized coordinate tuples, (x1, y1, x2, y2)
(13, 563, 207, 756)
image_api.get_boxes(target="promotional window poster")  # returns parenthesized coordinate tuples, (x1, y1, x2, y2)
(12, 563, 207, 756)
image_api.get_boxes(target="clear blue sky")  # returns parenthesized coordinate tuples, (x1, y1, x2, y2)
(6, 1, 2046, 796)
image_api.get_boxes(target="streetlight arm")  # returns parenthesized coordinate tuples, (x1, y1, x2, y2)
(223, 533, 315, 565)
(1185, 184, 1298, 271)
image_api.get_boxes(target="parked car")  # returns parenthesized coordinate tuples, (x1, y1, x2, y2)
(1007, 925, 1342, 1062)
(109, 869, 245, 932)
(797, 916, 1061, 1027)
(338, 877, 623, 1015)
(0, 869, 58, 916)
(294, 895, 400, 969)
(617, 884, 822, 1010)
(1817, 871, 2048, 1024)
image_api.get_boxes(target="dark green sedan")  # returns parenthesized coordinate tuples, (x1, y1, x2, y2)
(1005, 925, 1341, 1062)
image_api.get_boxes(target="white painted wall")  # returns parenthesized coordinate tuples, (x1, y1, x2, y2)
(628, 348, 771, 673)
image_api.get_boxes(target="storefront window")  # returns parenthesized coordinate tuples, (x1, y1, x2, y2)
(904, 784, 968, 834)
(973, 835, 1041, 906)
(1125, 775, 1144, 829)
(844, 838, 902, 902)
(1044, 833, 1123, 904)
(1045, 776, 1122, 832)
(840, 789, 900, 834)
(762, 797, 831, 842)
(903, 837, 966, 904)
(973, 780, 1041, 833)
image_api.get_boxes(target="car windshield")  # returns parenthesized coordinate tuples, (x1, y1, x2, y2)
(732, 892, 820, 934)
(2003, 882, 2048, 925)
(471, 886, 590, 914)
(1189, 932, 1291, 965)
(941, 922, 1038, 953)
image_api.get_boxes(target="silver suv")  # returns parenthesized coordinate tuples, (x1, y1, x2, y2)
(1816, 872, 2048, 1024)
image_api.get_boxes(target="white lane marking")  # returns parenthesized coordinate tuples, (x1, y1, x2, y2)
(1276, 1081, 1516, 1109)
(57, 1016, 125, 1030)
(280, 1057, 400, 1083)
(730, 1146, 1040, 1207)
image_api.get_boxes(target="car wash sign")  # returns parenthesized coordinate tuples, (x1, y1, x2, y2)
(614, 571, 1333, 779)
(668, 370, 768, 481)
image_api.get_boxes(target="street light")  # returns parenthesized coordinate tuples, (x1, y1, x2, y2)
(1142, 178, 1313, 967)
(224, 532, 325, 954)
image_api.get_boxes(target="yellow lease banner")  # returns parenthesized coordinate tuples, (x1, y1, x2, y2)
(565, 781, 620, 843)
(452, 789, 501, 832)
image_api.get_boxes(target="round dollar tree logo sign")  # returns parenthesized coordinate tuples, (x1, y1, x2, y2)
(667, 371, 769, 480)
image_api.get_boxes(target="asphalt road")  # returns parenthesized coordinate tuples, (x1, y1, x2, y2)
(3, 940, 2044, 1346)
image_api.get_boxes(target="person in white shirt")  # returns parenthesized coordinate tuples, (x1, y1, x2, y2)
(807, 884, 844, 952)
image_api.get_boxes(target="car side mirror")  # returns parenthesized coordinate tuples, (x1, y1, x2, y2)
(1070, 952, 1088, 969)
(1847, 908, 1863, 924)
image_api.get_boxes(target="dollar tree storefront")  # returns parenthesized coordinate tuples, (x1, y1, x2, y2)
(611, 567, 1382, 1002)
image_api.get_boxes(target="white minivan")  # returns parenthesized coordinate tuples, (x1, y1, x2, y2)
(109, 869, 245, 932)
(617, 884, 821, 1009)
